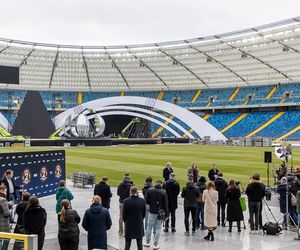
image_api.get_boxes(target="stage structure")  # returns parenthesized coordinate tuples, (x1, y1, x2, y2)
(54, 96, 227, 141)
(0, 150, 65, 198)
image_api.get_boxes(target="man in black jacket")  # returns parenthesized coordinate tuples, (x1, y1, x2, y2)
(163, 162, 173, 182)
(208, 164, 220, 182)
(1, 170, 23, 202)
(94, 176, 112, 209)
(214, 172, 228, 226)
(123, 186, 146, 250)
(164, 173, 180, 232)
(245, 173, 265, 232)
(117, 176, 133, 236)
(142, 176, 153, 231)
(181, 181, 200, 235)
(144, 180, 168, 250)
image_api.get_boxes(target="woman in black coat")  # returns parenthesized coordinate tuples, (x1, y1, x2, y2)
(23, 196, 47, 250)
(58, 199, 81, 250)
(225, 180, 243, 232)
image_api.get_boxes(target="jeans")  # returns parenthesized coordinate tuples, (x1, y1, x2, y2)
(165, 209, 176, 229)
(125, 237, 142, 250)
(217, 202, 226, 224)
(184, 207, 197, 232)
(119, 203, 124, 235)
(145, 204, 150, 231)
(8, 193, 15, 202)
(298, 213, 300, 226)
(197, 203, 204, 228)
(249, 201, 260, 230)
(146, 213, 162, 246)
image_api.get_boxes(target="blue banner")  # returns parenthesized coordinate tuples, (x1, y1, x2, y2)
(0, 150, 65, 198)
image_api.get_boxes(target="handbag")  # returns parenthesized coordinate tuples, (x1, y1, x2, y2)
(239, 197, 247, 211)
(157, 209, 166, 220)
(291, 193, 297, 207)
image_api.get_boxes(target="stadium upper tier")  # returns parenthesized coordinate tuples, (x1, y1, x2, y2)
(0, 17, 300, 91)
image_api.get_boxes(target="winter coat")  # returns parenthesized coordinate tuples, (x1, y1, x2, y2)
(15, 201, 28, 226)
(163, 167, 173, 182)
(203, 189, 218, 228)
(297, 190, 300, 213)
(56, 187, 74, 214)
(0, 196, 10, 232)
(82, 203, 112, 250)
(23, 205, 47, 250)
(142, 182, 153, 198)
(277, 184, 292, 213)
(181, 182, 200, 208)
(225, 187, 243, 221)
(94, 181, 112, 209)
(123, 195, 146, 239)
(1, 177, 20, 200)
(58, 209, 81, 240)
(196, 180, 207, 204)
(187, 168, 199, 183)
(208, 168, 220, 181)
(165, 179, 180, 211)
(245, 180, 265, 202)
(145, 184, 168, 215)
(214, 177, 228, 204)
(117, 180, 133, 203)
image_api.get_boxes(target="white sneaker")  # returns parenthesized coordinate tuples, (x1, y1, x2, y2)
(153, 245, 160, 249)
(143, 242, 150, 247)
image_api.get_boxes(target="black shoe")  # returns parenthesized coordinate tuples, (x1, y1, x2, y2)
(163, 228, 169, 233)
(204, 233, 210, 240)
(222, 222, 226, 227)
(171, 228, 176, 233)
(228, 229, 232, 233)
(210, 232, 214, 241)
(217, 222, 220, 226)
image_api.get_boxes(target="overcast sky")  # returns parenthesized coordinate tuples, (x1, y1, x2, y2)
(0, 0, 299, 46)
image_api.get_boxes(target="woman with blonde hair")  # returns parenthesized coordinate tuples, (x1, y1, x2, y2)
(58, 199, 81, 250)
(203, 181, 218, 241)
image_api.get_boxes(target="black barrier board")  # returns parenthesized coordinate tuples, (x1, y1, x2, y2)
(0, 150, 65, 198)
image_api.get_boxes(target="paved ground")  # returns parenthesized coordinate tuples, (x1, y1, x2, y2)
(8, 180, 300, 249)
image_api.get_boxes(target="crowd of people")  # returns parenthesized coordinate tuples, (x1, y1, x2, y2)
(0, 162, 299, 250)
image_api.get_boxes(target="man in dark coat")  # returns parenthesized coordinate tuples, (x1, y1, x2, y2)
(1, 170, 23, 202)
(117, 176, 133, 236)
(181, 181, 200, 235)
(142, 176, 153, 231)
(214, 172, 228, 226)
(94, 176, 112, 209)
(164, 173, 180, 232)
(208, 164, 220, 181)
(82, 195, 112, 250)
(163, 162, 173, 182)
(123, 186, 146, 250)
(144, 180, 168, 249)
(196, 176, 206, 229)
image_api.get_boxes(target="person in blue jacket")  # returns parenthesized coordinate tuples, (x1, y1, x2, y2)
(82, 195, 112, 250)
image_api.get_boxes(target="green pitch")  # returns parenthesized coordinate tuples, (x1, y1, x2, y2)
(0, 144, 299, 189)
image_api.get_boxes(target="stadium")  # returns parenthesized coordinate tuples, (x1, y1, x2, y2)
(0, 3, 300, 249)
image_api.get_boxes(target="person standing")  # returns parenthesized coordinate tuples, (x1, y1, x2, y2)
(144, 180, 168, 250)
(164, 173, 180, 232)
(163, 162, 173, 182)
(23, 196, 47, 250)
(56, 180, 74, 222)
(196, 176, 206, 230)
(82, 195, 112, 250)
(123, 186, 146, 250)
(296, 188, 300, 237)
(1, 170, 22, 202)
(142, 176, 153, 232)
(225, 180, 244, 232)
(0, 185, 12, 250)
(208, 164, 220, 182)
(94, 176, 112, 209)
(58, 199, 81, 250)
(245, 174, 265, 232)
(13, 192, 31, 250)
(277, 177, 292, 230)
(203, 181, 218, 241)
(181, 181, 200, 236)
(214, 172, 228, 226)
(117, 176, 133, 236)
(187, 163, 199, 183)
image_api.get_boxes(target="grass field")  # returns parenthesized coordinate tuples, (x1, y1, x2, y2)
(0, 144, 299, 189)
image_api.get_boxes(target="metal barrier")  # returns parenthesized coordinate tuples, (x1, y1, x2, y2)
(71, 172, 96, 188)
(0, 232, 37, 250)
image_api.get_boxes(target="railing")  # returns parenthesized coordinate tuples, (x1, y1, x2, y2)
(0, 232, 37, 250)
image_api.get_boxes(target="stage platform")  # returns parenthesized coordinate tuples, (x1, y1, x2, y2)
(0, 137, 190, 147)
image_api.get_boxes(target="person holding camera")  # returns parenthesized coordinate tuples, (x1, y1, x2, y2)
(144, 180, 168, 250)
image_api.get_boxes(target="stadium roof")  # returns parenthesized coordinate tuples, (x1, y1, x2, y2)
(0, 17, 300, 91)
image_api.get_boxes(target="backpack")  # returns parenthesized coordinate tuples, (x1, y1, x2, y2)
(263, 222, 282, 235)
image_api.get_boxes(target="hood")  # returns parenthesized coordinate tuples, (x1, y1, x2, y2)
(56, 187, 65, 196)
(186, 182, 195, 189)
(144, 182, 153, 188)
(166, 179, 178, 187)
(90, 203, 102, 214)
(154, 183, 162, 189)
(121, 180, 132, 188)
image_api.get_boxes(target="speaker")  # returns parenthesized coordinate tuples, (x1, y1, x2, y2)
(264, 151, 272, 163)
